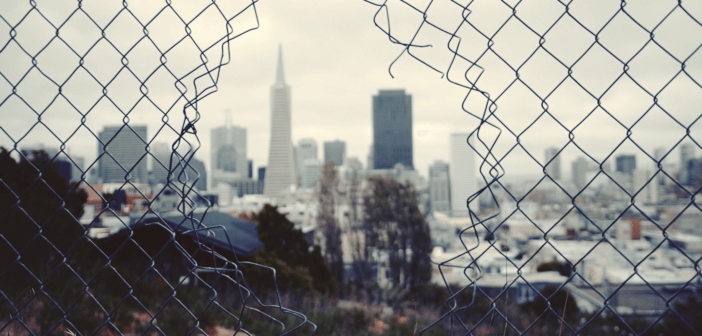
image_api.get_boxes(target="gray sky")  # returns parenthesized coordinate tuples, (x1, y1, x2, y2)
(1, 0, 701, 183)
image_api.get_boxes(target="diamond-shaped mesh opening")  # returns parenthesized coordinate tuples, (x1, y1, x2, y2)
(519, 48, 569, 98)
(493, 18, 539, 67)
(1, 2, 323, 334)
(81, 39, 124, 85)
(3, 0, 702, 334)
(0, 41, 34, 85)
(600, 76, 655, 129)
(14, 68, 58, 113)
(60, 67, 107, 114)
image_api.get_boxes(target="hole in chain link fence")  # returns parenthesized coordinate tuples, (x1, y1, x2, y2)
(2, 0, 702, 335)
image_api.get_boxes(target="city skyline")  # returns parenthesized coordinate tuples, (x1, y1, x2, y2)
(1, 0, 700, 185)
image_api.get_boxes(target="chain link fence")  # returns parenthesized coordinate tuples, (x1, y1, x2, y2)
(1, 0, 702, 335)
(0, 1, 317, 334)
(361, 0, 702, 334)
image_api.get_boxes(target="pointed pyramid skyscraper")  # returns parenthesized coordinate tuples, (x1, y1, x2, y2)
(264, 45, 296, 197)
(275, 45, 285, 85)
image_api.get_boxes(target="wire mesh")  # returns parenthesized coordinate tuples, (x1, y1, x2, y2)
(361, 0, 702, 335)
(2, 0, 702, 335)
(0, 1, 315, 335)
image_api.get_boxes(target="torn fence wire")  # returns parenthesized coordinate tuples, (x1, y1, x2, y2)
(362, 0, 702, 335)
(0, 1, 314, 335)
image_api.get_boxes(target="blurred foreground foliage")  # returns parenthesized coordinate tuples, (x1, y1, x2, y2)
(1, 150, 700, 335)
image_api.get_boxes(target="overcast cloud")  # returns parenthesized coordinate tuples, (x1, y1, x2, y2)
(1, 0, 701, 184)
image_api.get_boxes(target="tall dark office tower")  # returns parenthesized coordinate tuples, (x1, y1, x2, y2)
(680, 143, 695, 185)
(98, 125, 148, 184)
(258, 167, 266, 182)
(616, 155, 637, 174)
(372, 89, 413, 170)
(324, 140, 346, 166)
(187, 158, 207, 191)
(248, 160, 253, 179)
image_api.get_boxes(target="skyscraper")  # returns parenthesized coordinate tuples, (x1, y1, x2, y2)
(210, 114, 247, 187)
(258, 167, 266, 182)
(263, 45, 296, 197)
(324, 140, 346, 166)
(150, 142, 171, 185)
(429, 160, 451, 213)
(680, 143, 695, 185)
(148, 142, 207, 190)
(187, 158, 207, 192)
(98, 125, 148, 184)
(616, 155, 636, 174)
(301, 158, 322, 189)
(544, 147, 561, 180)
(295, 138, 318, 185)
(450, 133, 476, 217)
(572, 157, 590, 190)
(372, 89, 413, 170)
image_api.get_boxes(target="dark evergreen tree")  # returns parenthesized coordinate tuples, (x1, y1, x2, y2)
(0, 148, 87, 278)
(246, 203, 337, 294)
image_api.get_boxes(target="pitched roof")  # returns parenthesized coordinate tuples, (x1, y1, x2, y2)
(134, 211, 263, 256)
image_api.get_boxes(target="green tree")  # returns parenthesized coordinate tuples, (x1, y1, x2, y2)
(0, 148, 92, 334)
(363, 177, 433, 291)
(0, 148, 87, 279)
(255, 203, 310, 267)
(245, 204, 337, 294)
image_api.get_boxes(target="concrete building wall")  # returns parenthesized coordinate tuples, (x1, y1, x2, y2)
(98, 125, 148, 184)
(372, 90, 413, 170)
(449, 133, 476, 217)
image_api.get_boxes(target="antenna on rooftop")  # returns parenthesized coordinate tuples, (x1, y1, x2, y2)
(225, 108, 232, 127)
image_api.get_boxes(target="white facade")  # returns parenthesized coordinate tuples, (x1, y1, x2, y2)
(264, 45, 296, 197)
(429, 160, 451, 213)
(151, 142, 171, 184)
(213, 182, 236, 207)
(544, 146, 561, 181)
(301, 158, 322, 189)
(449, 133, 476, 217)
(633, 168, 659, 204)
(296, 138, 318, 185)
(211, 120, 247, 188)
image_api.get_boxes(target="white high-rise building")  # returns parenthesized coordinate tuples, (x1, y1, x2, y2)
(544, 147, 561, 181)
(151, 142, 171, 185)
(633, 169, 659, 204)
(572, 156, 591, 190)
(296, 138, 317, 185)
(429, 160, 451, 213)
(449, 133, 476, 217)
(264, 45, 296, 197)
(301, 158, 322, 189)
(211, 113, 247, 188)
